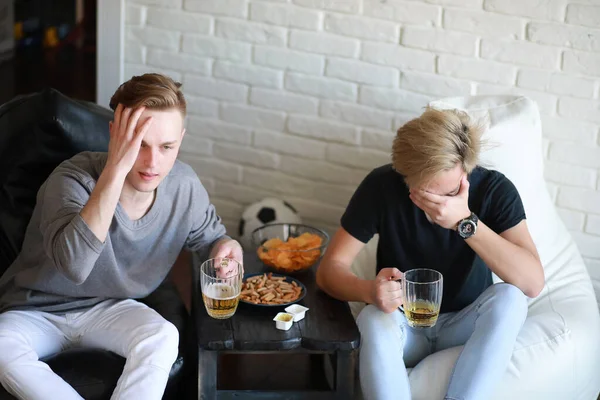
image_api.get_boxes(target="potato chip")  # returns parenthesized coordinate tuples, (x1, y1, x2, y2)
(263, 238, 284, 248)
(257, 232, 324, 272)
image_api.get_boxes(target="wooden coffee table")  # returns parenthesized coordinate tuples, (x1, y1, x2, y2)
(192, 252, 361, 400)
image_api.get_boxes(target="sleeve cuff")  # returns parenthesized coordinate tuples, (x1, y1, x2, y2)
(210, 234, 231, 248)
(489, 215, 526, 235)
(341, 219, 373, 244)
(72, 213, 105, 253)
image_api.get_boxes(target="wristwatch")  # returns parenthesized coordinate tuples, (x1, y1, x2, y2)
(457, 212, 478, 239)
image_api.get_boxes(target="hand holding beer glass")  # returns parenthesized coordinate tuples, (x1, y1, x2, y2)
(401, 269, 443, 328)
(201, 258, 243, 319)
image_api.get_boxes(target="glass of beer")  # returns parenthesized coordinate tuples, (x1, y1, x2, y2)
(200, 258, 243, 319)
(402, 269, 443, 328)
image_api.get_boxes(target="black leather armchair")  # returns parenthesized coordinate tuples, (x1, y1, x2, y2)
(0, 89, 191, 400)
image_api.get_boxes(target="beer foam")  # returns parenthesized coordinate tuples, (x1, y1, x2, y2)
(204, 283, 238, 300)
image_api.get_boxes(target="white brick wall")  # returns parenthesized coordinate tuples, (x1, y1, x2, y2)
(292, 0, 361, 14)
(527, 22, 600, 52)
(325, 58, 400, 87)
(213, 142, 279, 169)
(184, 0, 247, 18)
(184, 76, 248, 102)
(287, 115, 359, 144)
(254, 129, 327, 159)
(362, 0, 440, 26)
(182, 36, 251, 62)
(442, 9, 524, 40)
(249, 2, 322, 30)
(324, 14, 400, 42)
(215, 19, 287, 46)
(359, 86, 432, 113)
(566, 4, 600, 28)
(126, 5, 146, 26)
(540, 115, 598, 144)
(186, 96, 219, 118)
(220, 104, 286, 131)
(126, 26, 180, 50)
(438, 55, 516, 85)
(277, 155, 364, 185)
(146, 8, 212, 33)
(147, 49, 211, 75)
(558, 97, 600, 124)
(562, 50, 600, 76)
(517, 69, 595, 98)
(320, 100, 394, 130)
(254, 46, 325, 74)
(289, 30, 359, 57)
(401, 71, 472, 97)
(402, 27, 477, 56)
(285, 73, 357, 101)
(361, 42, 436, 72)
(213, 61, 283, 88)
(480, 38, 561, 68)
(250, 88, 319, 114)
(125, 0, 600, 268)
(483, 0, 566, 21)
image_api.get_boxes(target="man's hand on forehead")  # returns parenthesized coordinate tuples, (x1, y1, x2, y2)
(422, 174, 464, 197)
(410, 175, 471, 230)
(106, 104, 153, 173)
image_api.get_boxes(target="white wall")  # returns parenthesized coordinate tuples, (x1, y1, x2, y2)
(123, 0, 600, 268)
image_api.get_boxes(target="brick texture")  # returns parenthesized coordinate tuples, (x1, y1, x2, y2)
(124, 0, 600, 264)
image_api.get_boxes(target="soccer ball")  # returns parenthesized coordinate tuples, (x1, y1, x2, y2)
(238, 198, 302, 250)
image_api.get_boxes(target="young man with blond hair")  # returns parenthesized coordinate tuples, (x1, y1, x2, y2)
(0, 74, 242, 399)
(317, 107, 544, 400)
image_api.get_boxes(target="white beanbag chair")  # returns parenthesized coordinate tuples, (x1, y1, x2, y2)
(349, 96, 600, 400)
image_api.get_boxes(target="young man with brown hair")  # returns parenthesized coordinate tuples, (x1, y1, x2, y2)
(0, 73, 242, 399)
(317, 107, 544, 400)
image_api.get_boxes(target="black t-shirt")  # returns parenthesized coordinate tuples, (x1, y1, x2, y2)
(341, 164, 526, 313)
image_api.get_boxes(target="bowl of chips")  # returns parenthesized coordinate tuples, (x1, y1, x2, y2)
(252, 223, 329, 274)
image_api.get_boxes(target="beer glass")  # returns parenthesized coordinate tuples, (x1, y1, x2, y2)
(402, 269, 443, 328)
(200, 258, 242, 319)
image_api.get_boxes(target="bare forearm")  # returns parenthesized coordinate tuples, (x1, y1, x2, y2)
(79, 166, 126, 243)
(466, 221, 543, 297)
(316, 260, 373, 303)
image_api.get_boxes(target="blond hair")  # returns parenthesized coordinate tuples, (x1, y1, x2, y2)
(109, 73, 186, 116)
(392, 107, 484, 187)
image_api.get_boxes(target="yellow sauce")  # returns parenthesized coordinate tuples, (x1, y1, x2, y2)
(276, 314, 293, 322)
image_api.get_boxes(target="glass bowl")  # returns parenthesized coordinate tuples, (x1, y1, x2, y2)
(252, 223, 330, 274)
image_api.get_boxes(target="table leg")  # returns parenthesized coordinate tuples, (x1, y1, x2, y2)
(335, 350, 355, 399)
(198, 349, 217, 400)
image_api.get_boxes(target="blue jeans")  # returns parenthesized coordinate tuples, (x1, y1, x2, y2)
(356, 283, 528, 400)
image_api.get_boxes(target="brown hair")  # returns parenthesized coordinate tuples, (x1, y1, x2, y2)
(109, 73, 186, 116)
(392, 107, 484, 187)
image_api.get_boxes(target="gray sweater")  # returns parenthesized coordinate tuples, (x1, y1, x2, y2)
(0, 152, 226, 314)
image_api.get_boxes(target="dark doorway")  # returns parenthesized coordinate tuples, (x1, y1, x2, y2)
(0, 0, 97, 105)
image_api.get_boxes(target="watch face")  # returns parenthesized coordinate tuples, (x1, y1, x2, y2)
(459, 220, 476, 237)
